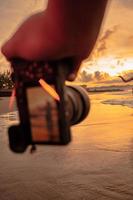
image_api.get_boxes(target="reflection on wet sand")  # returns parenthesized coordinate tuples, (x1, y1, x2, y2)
(0, 91, 133, 200)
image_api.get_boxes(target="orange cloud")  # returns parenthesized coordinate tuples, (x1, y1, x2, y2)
(77, 70, 111, 83)
(91, 25, 119, 59)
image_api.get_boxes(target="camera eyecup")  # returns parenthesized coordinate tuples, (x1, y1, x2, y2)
(8, 125, 28, 153)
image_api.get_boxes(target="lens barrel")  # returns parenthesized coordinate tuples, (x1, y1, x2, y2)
(66, 86, 90, 125)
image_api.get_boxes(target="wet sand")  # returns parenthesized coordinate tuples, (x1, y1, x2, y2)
(0, 92, 133, 200)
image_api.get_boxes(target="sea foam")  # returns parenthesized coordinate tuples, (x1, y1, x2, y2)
(102, 98, 133, 108)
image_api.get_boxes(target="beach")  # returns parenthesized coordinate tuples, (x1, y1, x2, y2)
(0, 90, 133, 200)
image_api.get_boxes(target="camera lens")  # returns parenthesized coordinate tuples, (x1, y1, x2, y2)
(65, 86, 90, 125)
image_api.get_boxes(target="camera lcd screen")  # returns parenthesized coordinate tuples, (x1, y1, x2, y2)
(26, 86, 60, 143)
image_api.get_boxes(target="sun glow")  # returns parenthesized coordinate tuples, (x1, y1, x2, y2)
(83, 57, 133, 77)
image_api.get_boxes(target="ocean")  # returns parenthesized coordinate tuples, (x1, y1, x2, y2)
(0, 90, 133, 200)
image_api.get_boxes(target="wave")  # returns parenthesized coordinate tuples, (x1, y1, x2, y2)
(102, 98, 133, 108)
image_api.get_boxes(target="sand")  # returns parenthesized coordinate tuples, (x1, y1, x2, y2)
(0, 91, 133, 200)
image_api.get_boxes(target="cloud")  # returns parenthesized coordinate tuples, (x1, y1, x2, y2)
(77, 70, 110, 83)
(94, 71, 110, 81)
(77, 69, 133, 84)
(119, 0, 133, 9)
(121, 70, 133, 79)
(101, 70, 133, 84)
(77, 70, 93, 82)
(95, 25, 118, 56)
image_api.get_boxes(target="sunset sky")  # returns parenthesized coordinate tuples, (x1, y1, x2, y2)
(0, 0, 133, 84)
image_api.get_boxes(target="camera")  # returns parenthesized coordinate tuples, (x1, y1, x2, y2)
(8, 59, 90, 153)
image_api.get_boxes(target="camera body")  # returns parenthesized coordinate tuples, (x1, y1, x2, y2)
(9, 59, 90, 153)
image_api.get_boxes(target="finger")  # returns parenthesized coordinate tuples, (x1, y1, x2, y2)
(67, 57, 83, 81)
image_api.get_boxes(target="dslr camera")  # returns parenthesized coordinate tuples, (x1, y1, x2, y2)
(8, 58, 90, 153)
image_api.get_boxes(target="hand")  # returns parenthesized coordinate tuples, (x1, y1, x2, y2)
(1, 11, 85, 80)
(1, 0, 107, 80)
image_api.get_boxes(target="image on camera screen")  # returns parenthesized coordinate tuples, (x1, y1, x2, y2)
(26, 86, 60, 143)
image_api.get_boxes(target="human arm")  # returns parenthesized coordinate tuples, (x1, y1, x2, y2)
(1, 0, 108, 80)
